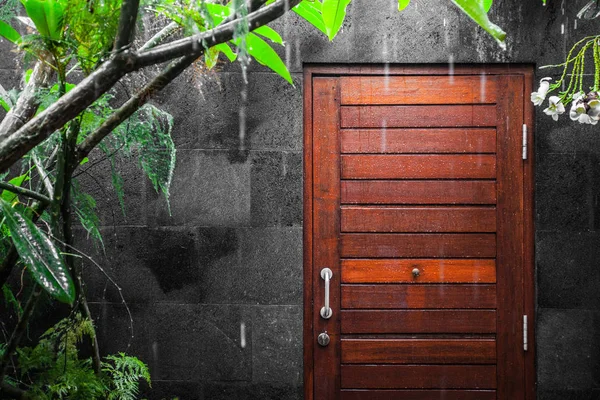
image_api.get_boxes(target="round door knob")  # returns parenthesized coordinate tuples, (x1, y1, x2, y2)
(412, 268, 420, 278)
(318, 332, 330, 347)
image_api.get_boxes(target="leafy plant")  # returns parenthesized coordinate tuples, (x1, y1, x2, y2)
(4, 314, 150, 399)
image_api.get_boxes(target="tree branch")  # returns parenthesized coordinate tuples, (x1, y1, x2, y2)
(135, 0, 300, 68)
(138, 22, 181, 52)
(0, 62, 53, 140)
(76, 53, 197, 161)
(0, 182, 51, 204)
(114, 0, 141, 52)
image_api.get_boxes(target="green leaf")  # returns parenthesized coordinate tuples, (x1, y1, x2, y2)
(398, 0, 410, 11)
(293, 1, 327, 35)
(24, 68, 33, 84)
(21, 0, 67, 40)
(0, 20, 20, 43)
(322, 0, 351, 40)
(79, 157, 89, 166)
(451, 0, 506, 45)
(244, 33, 293, 84)
(254, 26, 284, 45)
(1, 173, 30, 203)
(0, 98, 10, 112)
(0, 198, 75, 304)
(482, 0, 493, 12)
(215, 42, 237, 62)
(205, 46, 220, 69)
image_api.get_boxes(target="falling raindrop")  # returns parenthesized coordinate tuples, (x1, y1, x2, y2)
(480, 73, 487, 103)
(240, 322, 247, 348)
(448, 54, 455, 84)
(239, 84, 247, 151)
(382, 39, 390, 90)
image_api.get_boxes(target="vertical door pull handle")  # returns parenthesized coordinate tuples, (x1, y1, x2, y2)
(320, 268, 333, 319)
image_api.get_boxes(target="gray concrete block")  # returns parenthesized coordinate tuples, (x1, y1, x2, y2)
(251, 151, 302, 227)
(149, 150, 251, 227)
(537, 231, 600, 309)
(195, 227, 301, 305)
(198, 304, 253, 382)
(203, 382, 302, 400)
(536, 152, 599, 231)
(238, 227, 302, 305)
(537, 308, 600, 391)
(155, 71, 302, 151)
(152, 304, 202, 381)
(81, 227, 200, 304)
(252, 305, 302, 385)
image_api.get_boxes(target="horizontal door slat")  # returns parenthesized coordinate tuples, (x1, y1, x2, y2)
(341, 259, 496, 283)
(341, 339, 496, 364)
(341, 180, 497, 204)
(340, 105, 497, 128)
(340, 234, 497, 258)
(341, 155, 496, 179)
(340, 389, 496, 400)
(341, 310, 496, 334)
(341, 365, 497, 389)
(341, 207, 496, 233)
(340, 76, 498, 105)
(341, 284, 497, 308)
(340, 129, 496, 153)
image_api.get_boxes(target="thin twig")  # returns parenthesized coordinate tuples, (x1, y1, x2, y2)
(0, 182, 51, 204)
(138, 22, 181, 52)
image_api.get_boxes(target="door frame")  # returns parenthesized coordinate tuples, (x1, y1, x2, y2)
(303, 64, 536, 400)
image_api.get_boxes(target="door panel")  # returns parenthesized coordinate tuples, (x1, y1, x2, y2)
(340, 76, 498, 104)
(341, 154, 497, 179)
(340, 105, 497, 127)
(341, 180, 498, 204)
(340, 234, 497, 258)
(340, 128, 497, 153)
(305, 67, 533, 400)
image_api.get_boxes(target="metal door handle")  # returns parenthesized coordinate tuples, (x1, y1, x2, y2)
(320, 268, 333, 319)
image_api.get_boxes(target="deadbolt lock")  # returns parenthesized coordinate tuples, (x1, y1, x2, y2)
(317, 332, 330, 347)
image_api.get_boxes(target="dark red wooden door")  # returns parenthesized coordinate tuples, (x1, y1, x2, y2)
(304, 66, 535, 400)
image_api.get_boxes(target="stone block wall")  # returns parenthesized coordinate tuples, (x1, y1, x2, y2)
(1, 0, 600, 398)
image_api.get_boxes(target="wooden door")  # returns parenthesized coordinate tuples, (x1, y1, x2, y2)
(303, 66, 535, 400)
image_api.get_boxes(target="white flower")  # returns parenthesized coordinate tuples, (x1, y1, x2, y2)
(543, 96, 565, 121)
(569, 95, 598, 124)
(531, 77, 552, 106)
(588, 97, 600, 121)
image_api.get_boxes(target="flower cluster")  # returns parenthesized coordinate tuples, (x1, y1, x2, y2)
(531, 77, 600, 124)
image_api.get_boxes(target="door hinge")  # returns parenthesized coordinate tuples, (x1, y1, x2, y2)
(522, 124, 528, 160)
(523, 315, 528, 351)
